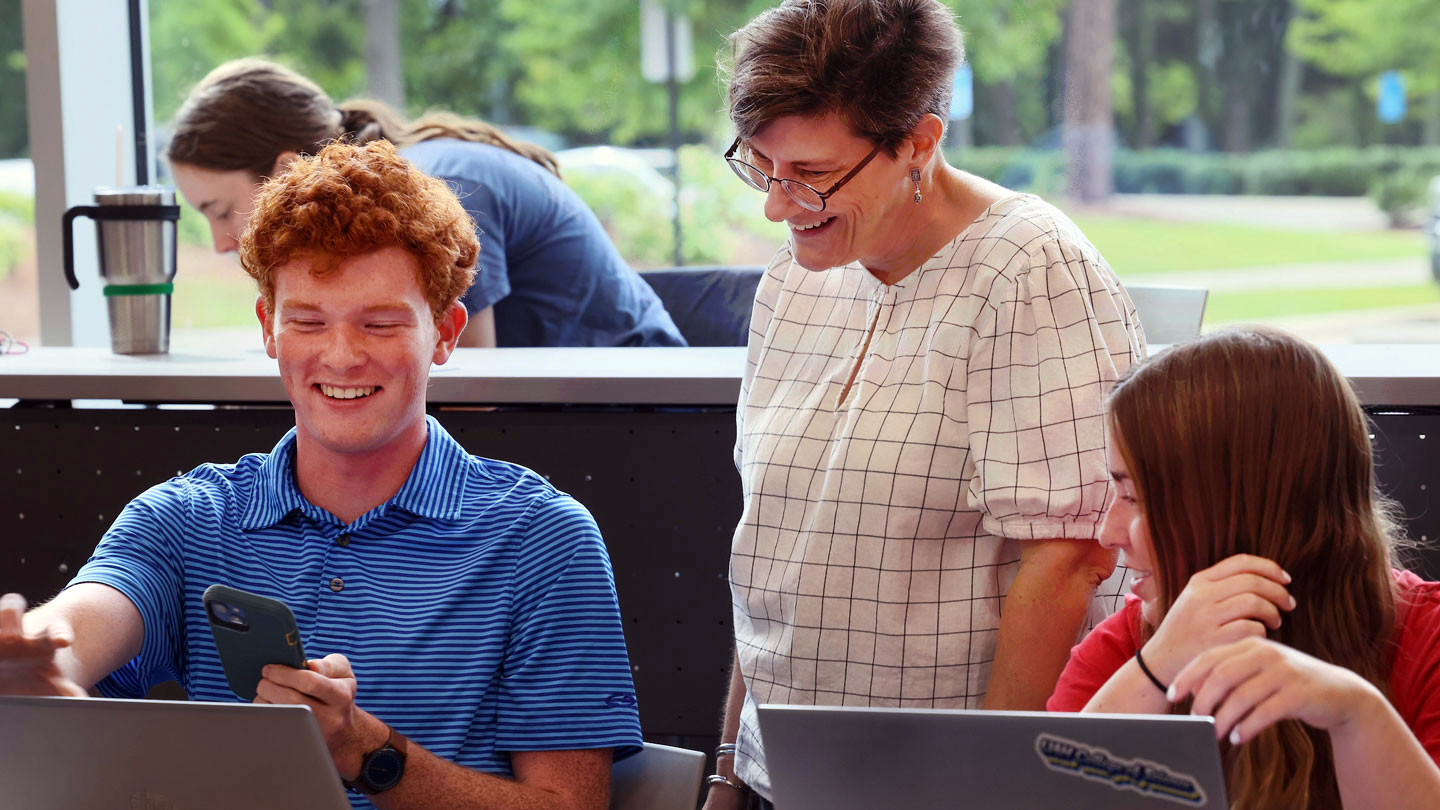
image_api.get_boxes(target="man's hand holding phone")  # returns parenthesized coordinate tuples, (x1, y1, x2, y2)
(256, 653, 388, 781)
(0, 593, 86, 697)
(204, 585, 386, 778)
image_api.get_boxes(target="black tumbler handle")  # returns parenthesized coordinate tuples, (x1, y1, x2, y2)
(61, 204, 181, 290)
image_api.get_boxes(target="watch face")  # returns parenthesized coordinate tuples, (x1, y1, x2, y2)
(365, 748, 405, 790)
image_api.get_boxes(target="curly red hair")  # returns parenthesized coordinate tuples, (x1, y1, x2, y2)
(238, 140, 478, 321)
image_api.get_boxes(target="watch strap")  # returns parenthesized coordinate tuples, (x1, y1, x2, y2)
(342, 724, 409, 795)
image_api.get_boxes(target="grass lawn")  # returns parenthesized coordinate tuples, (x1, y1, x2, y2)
(1205, 284, 1440, 324)
(1069, 215, 1425, 274)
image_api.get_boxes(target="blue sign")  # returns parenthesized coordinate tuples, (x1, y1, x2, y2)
(1378, 70, 1406, 124)
(951, 64, 974, 120)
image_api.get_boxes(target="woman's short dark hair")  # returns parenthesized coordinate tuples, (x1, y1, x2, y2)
(723, 0, 964, 155)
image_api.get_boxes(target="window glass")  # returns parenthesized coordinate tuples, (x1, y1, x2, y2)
(0, 3, 36, 352)
(148, 0, 1438, 344)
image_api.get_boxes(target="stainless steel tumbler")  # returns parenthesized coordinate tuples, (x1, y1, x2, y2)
(63, 186, 181, 354)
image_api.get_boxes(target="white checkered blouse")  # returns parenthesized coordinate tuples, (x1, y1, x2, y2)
(729, 194, 1146, 798)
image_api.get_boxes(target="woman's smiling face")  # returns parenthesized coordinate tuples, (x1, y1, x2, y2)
(744, 112, 915, 273)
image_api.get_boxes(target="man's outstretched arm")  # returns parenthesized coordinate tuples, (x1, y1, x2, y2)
(1, 583, 143, 695)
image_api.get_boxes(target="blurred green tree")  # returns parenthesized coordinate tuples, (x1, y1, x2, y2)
(1, 3, 29, 159)
(949, 0, 1067, 146)
(1291, 0, 1440, 142)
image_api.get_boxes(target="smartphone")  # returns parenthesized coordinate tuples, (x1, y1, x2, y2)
(202, 584, 306, 701)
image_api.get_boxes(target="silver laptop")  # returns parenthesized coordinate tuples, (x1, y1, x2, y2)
(757, 704, 1227, 810)
(0, 695, 352, 810)
(1125, 283, 1209, 345)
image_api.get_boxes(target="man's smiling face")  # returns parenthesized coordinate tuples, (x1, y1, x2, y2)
(261, 246, 456, 460)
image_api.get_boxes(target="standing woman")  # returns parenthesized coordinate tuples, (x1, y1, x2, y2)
(165, 58, 685, 348)
(706, 1, 1144, 807)
(1049, 328, 1440, 809)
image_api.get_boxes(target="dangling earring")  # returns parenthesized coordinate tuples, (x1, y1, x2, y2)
(910, 168, 923, 204)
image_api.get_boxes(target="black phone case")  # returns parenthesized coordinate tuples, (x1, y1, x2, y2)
(202, 584, 306, 701)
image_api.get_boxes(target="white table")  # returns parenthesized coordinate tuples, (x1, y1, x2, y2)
(1, 344, 1438, 407)
(0, 346, 748, 405)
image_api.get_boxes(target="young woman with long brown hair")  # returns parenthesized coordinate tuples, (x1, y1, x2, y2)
(1048, 327, 1440, 809)
(165, 58, 683, 348)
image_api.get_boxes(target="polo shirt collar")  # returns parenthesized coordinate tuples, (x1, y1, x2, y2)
(388, 416, 469, 521)
(240, 416, 469, 531)
(240, 427, 308, 531)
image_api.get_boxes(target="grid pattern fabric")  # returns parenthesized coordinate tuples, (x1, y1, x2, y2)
(729, 194, 1146, 798)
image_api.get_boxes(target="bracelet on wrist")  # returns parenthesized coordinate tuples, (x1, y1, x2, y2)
(715, 742, 739, 759)
(1134, 647, 1169, 695)
(706, 774, 748, 793)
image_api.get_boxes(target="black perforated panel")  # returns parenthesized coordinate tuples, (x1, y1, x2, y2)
(4, 403, 1438, 754)
(1369, 409, 1440, 578)
(0, 405, 737, 744)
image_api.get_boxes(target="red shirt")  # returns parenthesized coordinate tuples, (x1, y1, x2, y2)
(1047, 570, 1440, 765)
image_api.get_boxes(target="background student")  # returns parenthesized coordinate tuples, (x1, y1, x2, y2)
(166, 57, 684, 348)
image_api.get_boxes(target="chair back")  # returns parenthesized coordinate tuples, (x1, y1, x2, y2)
(640, 265, 764, 347)
(1126, 283, 1208, 344)
(610, 742, 707, 810)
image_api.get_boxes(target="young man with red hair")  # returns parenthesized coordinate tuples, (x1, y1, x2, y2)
(0, 142, 641, 810)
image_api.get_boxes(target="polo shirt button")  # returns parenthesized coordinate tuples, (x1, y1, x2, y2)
(336, 534, 351, 548)
(328, 577, 345, 593)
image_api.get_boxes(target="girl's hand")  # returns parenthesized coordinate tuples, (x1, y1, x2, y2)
(1140, 554, 1295, 684)
(1169, 636, 1381, 744)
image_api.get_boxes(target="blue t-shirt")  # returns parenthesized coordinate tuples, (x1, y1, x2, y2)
(401, 139, 685, 348)
(71, 417, 642, 808)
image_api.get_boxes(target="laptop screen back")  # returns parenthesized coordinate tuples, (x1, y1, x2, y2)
(0, 696, 352, 810)
(757, 704, 1228, 810)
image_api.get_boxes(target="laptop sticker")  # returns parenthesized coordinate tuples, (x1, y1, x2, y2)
(1035, 733, 1209, 806)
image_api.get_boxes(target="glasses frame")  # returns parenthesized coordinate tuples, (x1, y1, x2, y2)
(724, 137, 885, 213)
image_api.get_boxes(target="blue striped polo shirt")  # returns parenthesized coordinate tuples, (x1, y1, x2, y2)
(71, 416, 641, 805)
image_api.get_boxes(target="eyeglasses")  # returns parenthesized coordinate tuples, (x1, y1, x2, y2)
(724, 137, 884, 212)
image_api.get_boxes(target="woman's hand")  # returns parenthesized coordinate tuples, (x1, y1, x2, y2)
(699, 783, 748, 810)
(1140, 554, 1295, 684)
(1169, 636, 1382, 744)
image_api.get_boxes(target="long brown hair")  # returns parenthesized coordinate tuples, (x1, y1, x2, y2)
(165, 58, 560, 178)
(1108, 327, 1405, 810)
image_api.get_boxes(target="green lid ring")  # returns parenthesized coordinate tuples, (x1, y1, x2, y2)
(103, 282, 174, 297)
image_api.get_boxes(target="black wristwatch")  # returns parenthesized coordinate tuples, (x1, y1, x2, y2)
(343, 725, 409, 795)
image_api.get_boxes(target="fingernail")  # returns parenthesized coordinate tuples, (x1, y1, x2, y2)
(1229, 729, 1241, 745)
(1166, 684, 1177, 701)
(1289, 594, 1297, 609)
(1282, 570, 1293, 583)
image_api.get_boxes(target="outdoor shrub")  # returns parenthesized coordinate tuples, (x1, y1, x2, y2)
(0, 219, 24, 282)
(0, 191, 30, 282)
(945, 144, 1440, 201)
(1369, 174, 1429, 227)
(567, 145, 782, 267)
(0, 190, 33, 224)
